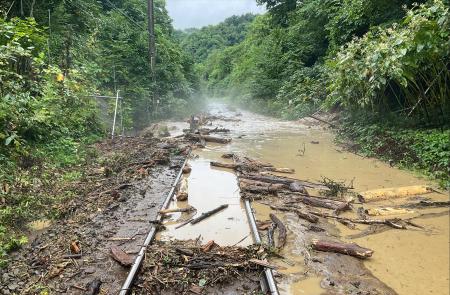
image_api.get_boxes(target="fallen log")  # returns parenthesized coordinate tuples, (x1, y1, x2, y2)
(265, 167, 295, 174)
(270, 205, 319, 223)
(191, 205, 229, 225)
(310, 211, 407, 229)
(289, 196, 351, 211)
(160, 206, 195, 214)
(242, 173, 328, 190)
(365, 207, 414, 216)
(267, 224, 275, 248)
(240, 182, 285, 195)
(199, 127, 230, 134)
(400, 200, 450, 209)
(187, 133, 231, 144)
(359, 185, 433, 202)
(210, 161, 238, 170)
(270, 213, 287, 249)
(311, 239, 373, 259)
(110, 246, 134, 267)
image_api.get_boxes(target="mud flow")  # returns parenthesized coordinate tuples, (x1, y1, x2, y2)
(2, 103, 448, 295)
(154, 103, 448, 295)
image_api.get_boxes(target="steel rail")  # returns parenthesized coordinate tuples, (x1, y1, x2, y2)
(119, 155, 189, 295)
(244, 199, 280, 295)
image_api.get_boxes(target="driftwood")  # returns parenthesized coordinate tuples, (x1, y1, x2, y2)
(240, 182, 285, 194)
(210, 161, 238, 170)
(311, 239, 373, 259)
(288, 196, 351, 212)
(191, 205, 229, 225)
(270, 213, 287, 249)
(267, 225, 275, 248)
(187, 133, 231, 144)
(400, 200, 450, 209)
(242, 173, 328, 190)
(160, 207, 195, 214)
(359, 185, 433, 202)
(270, 205, 319, 223)
(199, 127, 230, 134)
(264, 167, 295, 174)
(110, 246, 134, 267)
(310, 211, 408, 229)
(365, 207, 414, 216)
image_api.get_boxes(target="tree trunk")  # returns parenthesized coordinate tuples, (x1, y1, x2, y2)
(311, 239, 374, 259)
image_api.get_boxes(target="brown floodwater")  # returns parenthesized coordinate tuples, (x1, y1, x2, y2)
(161, 103, 449, 295)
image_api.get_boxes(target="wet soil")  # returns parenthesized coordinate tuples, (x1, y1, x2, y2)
(0, 137, 187, 294)
(133, 240, 263, 294)
(158, 103, 449, 295)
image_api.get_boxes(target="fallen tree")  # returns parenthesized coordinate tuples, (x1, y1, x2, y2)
(311, 239, 374, 259)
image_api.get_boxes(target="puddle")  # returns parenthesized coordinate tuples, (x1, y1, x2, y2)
(162, 103, 449, 295)
(160, 152, 251, 246)
(289, 276, 325, 295)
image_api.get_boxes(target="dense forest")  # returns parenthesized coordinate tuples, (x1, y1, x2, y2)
(179, 0, 450, 185)
(0, 0, 199, 262)
(0, 0, 449, 265)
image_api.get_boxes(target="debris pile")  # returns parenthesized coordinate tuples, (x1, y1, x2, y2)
(134, 240, 265, 294)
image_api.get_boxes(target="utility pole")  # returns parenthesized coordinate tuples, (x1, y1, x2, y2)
(146, 0, 156, 118)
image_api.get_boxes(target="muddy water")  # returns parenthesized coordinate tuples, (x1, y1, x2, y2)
(162, 103, 449, 295)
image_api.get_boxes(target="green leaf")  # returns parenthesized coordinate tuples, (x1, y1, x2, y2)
(5, 134, 17, 146)
(198, 279, 207, 287)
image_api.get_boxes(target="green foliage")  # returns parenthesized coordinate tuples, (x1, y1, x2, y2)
(329, 0, 449, 124)
(0, 0, 201, 264)
(178, 14, 256, 63)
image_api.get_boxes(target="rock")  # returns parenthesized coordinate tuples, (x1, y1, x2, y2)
(2, 273, 9, 282)
(8, 283, 18, 291)
(182, 165, 192, 174)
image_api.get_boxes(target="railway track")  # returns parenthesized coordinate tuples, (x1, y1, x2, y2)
(119, 153, 280, 294)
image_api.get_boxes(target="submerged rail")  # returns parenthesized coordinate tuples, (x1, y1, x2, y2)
(119, 155, 189, 295)
(245, 199, 280, 295)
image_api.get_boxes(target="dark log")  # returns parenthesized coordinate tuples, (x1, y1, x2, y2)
(311, 239, 373, 259)
(400, 200, 450, 209)
(267, 224, 275, 248)
(110, 246, 134, 267)
(85, 278, 102, 295)
(191, 205, 229, 225)
(264, 167, 295, 174)
(199, 127, 230, 134)
(187, 133, 231, 144)
(160, 207, 195, 214)
(310, 212, 407, 229)
(242, 173, 328, 190)
(270, 213, 287, 249)
(291, 196, 350, 211)
(210, 161, 238, 170)
(240, 182, 285, 194)
(289, 182, 309, 194)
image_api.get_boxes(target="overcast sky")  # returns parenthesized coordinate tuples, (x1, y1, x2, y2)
(166, 0, 266, 29)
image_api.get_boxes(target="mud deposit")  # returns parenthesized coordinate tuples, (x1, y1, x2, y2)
(158, 103, 448, 295)
(1, 137, 187, 294)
